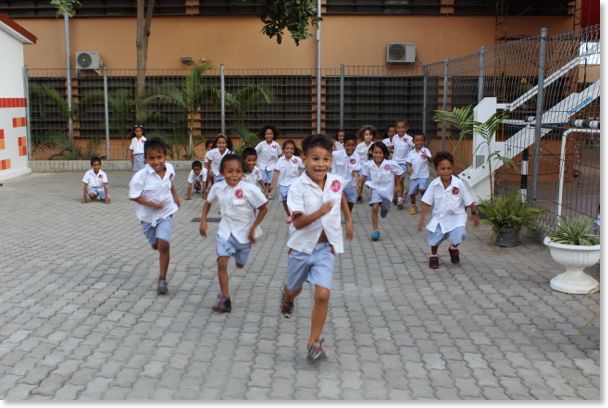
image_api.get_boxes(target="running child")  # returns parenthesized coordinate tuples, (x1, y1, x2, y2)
(334, 129, 346, 151)
(128, 124, 147, 172)
(204, 133, 233, 191)
(382, 125, 396, 158)
(355, 124, 377, 203)
(331, 133, 361, 212)
(255, 125, 282, 198)
(81, 156, 111, 204)
(391, 119, 414, 209)
(279, 135, 353, 362)
(360, 142, 404, 241)
(128, 137, 182, 295)
(417, 151, 479, 269)
(405, 133, 432, 215)
(270, 140, 304, 223)
(200, 154, 269, 313)
(185, 160, 208, 200)
(241, 147, 267, 195)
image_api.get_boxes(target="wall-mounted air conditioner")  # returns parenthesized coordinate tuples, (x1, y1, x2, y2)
(386, 43, 416, 63)
(76, 52, 102, 71)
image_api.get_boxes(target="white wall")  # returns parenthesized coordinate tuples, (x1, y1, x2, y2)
(0, 30, 30, 181)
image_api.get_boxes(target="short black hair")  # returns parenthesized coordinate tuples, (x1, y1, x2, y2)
(219, 153, 244, 174)
(144, 137, 167, 156)
(343, 133, 357, 144)
(432, 151, 454, 169)
(213, 133, 233, 151)
(369, 141, 390, 160)
(192, 160, 202, 169)
(301, 135, 333, 155)
(241, 147, 257, 160)
(90, 156, 101, 165)
(282, 139, 302, 156)
(258, 124, 279, 140)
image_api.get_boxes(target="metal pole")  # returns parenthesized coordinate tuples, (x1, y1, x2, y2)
(422, 64, 428, 136)
(316, 0, 322, 135)
(23, 65, 32, 160)
(442, 59, 449, 151)
(339, 64, 344, 130)
(64, 14, 73, 143)
(477, 46, 485, 103)
(103, 66, 110, 160)
(220, 64, 225, 135)
(530, 27, 548, 206)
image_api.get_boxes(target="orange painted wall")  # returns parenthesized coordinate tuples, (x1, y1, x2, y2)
(17, 15, 573, 70)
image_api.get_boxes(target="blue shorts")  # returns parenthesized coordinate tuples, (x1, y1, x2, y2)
(426, 224, 466, 247)
(132, 153, 145, 172)
(261, 169, 273, 184)
(408, 178, 428, 196)
(343, 184, 357, 204)
(87, 186, 105, 200)
(369, 189, 387, 205)
(287, 243, 335, 290)
(216, 234, 252, 266)
(141, 216, 173, 247)
(279, 184, 291, 202)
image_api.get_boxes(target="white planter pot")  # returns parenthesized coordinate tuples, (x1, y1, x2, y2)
(544, 237, 600, 294)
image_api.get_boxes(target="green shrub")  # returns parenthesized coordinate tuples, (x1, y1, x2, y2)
(549, 216, 600, 246)
(477, 193, 545, 230)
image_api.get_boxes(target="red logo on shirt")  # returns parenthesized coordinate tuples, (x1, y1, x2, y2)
(349, 158, 356, 164)
(452, 187, 460, 195)
(384, 164, 390, 170)
(272, 145, 276, 148)
(234, 188, 244, 199)
(292, 158, 298, 164)
(98, 174, 103, 178)
(169, 173, 174, 181)
(330, 179, 341, 192)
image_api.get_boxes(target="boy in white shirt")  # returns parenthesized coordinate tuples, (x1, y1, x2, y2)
(200, 153, 268, 313)
(129, 138, 182, 294)
(185, 160, 208, 200)
(255, 125, 282, 198)
(418, 151, 479, 269)
(241, 147, 267, 195)
(270, 140, 304, 223)
(205, 133, 232, 189)
(391, 119, 414, 209)
(331, 133, 361, 212)
(405, 134, 432, 215)
(280, 135, 353, 362)
(82, 156, 110, 204)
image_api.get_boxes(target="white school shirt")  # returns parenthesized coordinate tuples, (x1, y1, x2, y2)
(331, 149, 361, 189)
(361, 159, 404, 200)
(82, 169, 108, 188)
(406, 147, 432, 179)
(421, 175, 474, 234)
(356, 141, 373, 163)
(382, 138, 393, 148)
(391, 133, 414, 164)
(204, 148, 231, 177)
(242, 165, 263, 185)
(187, 168, 207, 184)
(274, 155, 304, 186)
(207, 180, 268, 244)
(334, 141, 345, 151)
(287, 172, 346, 254)
(129, 136, 146, 155)
(128, 163, 178, 226)
(255, 140, 282, 172)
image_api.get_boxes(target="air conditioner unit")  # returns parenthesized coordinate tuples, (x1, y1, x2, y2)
(76, 52, 102, 71)
(386, 43, 416, 63)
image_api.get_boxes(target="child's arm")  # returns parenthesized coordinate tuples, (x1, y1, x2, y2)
(248, 203, 269, 243)
(341, 195, 353, 240)
(185, 183, 193, 200)
(258, 180, 268, 196)
(82, 183, 88, 203)
(418, 203, 431, 231)
(467, 203, 480, 227)
(292, 201, 333, 230)
(128, 148, 133, 166)
(171, 182, 182, 207)
(269, 169, 280, 195)
(199, 201, 212, 238)
(204, 160, 213, 191)
(103, 183, 111, 204)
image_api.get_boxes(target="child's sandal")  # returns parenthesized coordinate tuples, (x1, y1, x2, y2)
(448, 247, 460, 264)
(429, 256, 439, 269)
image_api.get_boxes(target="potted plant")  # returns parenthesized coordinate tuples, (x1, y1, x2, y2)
(544, 216, 600, 294)
(477, 193, 545, 247)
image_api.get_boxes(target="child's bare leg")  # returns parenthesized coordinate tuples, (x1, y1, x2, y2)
(217, 256, 230, 296)
(410, 194, 417, 205)
(283, 285, 302, 303)
(371, 204, 380, 230)
(282, 201, 290, 216)
(347, 202, 354, 213)
(309, 285, 330, 345)
(431, 245, 438, 255)
(158, 239, 170, 280)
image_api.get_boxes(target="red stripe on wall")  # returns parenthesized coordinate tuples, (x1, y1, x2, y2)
(0, 98, 26, 108)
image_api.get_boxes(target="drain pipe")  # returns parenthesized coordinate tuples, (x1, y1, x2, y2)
(557, 127, 600, 218)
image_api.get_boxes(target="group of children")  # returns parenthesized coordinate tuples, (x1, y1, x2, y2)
(80, 122, 479, 363)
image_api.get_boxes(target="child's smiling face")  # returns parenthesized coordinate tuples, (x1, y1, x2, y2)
(216, 137, 227, 152)
(284, 143, 295, 158)
(244, 155, 257, 172)
(264, 128, 274, 143)
(222, 159, 243, 187)
(344, 139, 357, 156)
(436, 159, 453, 183)
(363, 130, 373, 144)
(146, 148, 167, 174)
(303, 146, 332, 183)
(414, 134, 425, 150)
(372, 146, 385, 164)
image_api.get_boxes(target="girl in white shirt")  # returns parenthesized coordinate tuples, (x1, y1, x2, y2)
(270, 140, 304, 223)
(333, 129, 346, 151)
(355, 125, 377, 203)
(255, 125, 282, 198)
(128, 124, 147, 172)
(360, 142, 404, 241)
(405, 134, 432, 215)
(204, 133, 232, 191)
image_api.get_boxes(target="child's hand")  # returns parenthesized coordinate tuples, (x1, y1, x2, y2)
(81, 197, 87, 204)
(417, 219, 425, 232)
(105, 197, 111, 204)
(319, 201, 333, 216)
(199, 221, 208, 238)
(471, 214, 480, 227)
(248, 228, 257, 244)
(345, 218, 353, 240)
(174, 197, 182, 207)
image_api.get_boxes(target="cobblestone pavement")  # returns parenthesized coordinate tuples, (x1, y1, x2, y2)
(0, 170, 600, 400)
